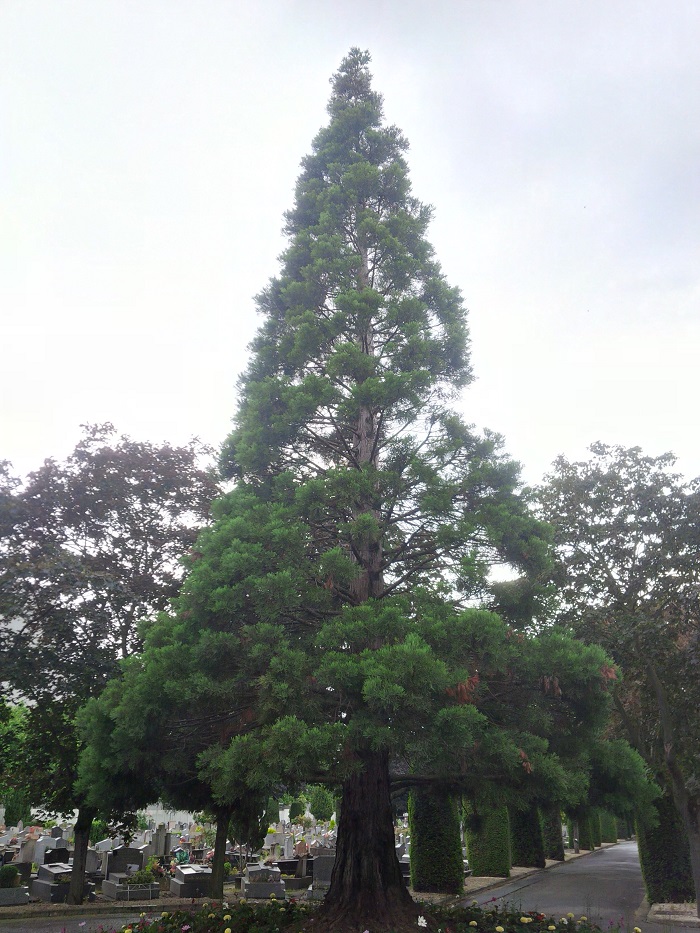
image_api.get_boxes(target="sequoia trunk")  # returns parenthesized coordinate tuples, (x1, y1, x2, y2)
(320, 747, 416, 928)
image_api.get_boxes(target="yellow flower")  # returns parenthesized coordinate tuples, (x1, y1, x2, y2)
(208, 913, 215, 918)
(549, 927, 557, 930)
(496, 927, 505, 932)
(521, 918, 533, 924)
(567, 915, 575, 919)
(579, 918, 587, 923)
(269, 892, 277, 899)
(225, 928, 232, 933)
(161, 913, 169, 918)
(470, 923, 478, 928)
(633, 928, 642, 932)
(224, 915, 231, 921)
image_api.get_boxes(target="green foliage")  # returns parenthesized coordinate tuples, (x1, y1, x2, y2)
(600, 811, 618, 843)
(636, 793, 694, 904)
(0, 865, 19, 888)
(88, 819, 109, 845)
(136, 812, 149, 831)
(541, 806, 565, 861)
(577, 812, 596, 851)
(509, 804, 545, 868)
(288, 798, 306, 822)
(0, 427, 217, 826)
(125, 868, 156, 886)
(308, 785, 334, 822)
(566, 818, 575, 850)
(408, 788, 464, 894)
(539, 443, 700, 876)
(79, 51, 625, 925)
(2, 788, 31, 828)
(464, 799, 511, 878)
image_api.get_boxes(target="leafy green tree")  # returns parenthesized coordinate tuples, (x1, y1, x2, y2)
(308, 785, 334, 822)
(0, 702, 29, 825)
(0, 426, 217, 903)
(538, 443, 700, 911)
(161, 50, 628, 930)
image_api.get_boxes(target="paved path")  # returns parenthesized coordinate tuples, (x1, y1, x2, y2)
(470, 841, 643, 925)
(468, 841, 693, 931)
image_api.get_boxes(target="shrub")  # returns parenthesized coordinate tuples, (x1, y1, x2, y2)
(0, 865, 19, 888)
(465, 800, 511, 877)
(125, 868, 156, 886)
(408, 788, 464, 894)
(510, 804, 546, 868)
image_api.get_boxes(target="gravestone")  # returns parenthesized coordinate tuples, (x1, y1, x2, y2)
(31, 863, 95, 903)
(15, 838, 36, 863)
(169, 864, 212, 898)
(309, 851, 335, 900)
(106, 847, 143, 878)
(44, 847, 71, 865)
(85, 848, 102, 874)
(34, 836, 59, 866)
(243, 862, 286, 899)
(153, 825, 167, 857)
(50, 826, 64, 838)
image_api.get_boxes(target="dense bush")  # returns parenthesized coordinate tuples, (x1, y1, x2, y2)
(464, 800, 511, 877)
(408, 788, 464, 893)
(637, 794, 694, 903)
(510, 805, 546, 868)
(541, 806, 565, 860)
(0, 865, 19, 888)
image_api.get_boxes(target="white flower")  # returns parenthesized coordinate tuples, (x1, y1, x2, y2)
(418, 917, 428, 928)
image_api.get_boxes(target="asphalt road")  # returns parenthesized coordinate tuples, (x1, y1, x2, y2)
(470, 841, 651, 930)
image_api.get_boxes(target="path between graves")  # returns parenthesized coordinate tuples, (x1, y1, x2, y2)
(0, 844, 697, 927)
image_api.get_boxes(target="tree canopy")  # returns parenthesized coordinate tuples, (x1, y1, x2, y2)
(538, 442, 700, 912)
(0, 425, 218, 900)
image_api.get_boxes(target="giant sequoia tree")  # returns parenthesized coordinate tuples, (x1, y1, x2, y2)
(165, 50, 586, 931)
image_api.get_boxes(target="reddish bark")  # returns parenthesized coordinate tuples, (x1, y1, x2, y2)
(317, 748, 420, 931)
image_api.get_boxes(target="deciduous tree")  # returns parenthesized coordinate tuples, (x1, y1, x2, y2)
(0, 426, 217, 902)
(538, 443, 700, 911)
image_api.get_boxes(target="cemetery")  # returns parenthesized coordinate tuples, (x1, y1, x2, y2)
(1, 37, 698, 933)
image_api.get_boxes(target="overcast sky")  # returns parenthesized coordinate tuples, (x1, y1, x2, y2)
(2, 1, 699, 486)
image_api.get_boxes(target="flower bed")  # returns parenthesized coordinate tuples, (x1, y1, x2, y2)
(86, 898, 633, 933)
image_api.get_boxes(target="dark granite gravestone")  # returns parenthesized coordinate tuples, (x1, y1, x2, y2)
(44, 847, 71, 865)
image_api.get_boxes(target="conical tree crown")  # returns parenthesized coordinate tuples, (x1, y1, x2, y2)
(223, 48, 471, 482)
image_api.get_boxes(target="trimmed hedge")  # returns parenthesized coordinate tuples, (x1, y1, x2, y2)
(591, 809, 602, 848)
(510, 805, 546, 868)
(578, 812, 596, 851)
(464, 800, 511, 878)
(637, 794, 695, 904)
(408, 789, 464, 894)
(565, 818, 576, 850)
(600, 811, 618, 844)
(541, 806, 566, 860)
